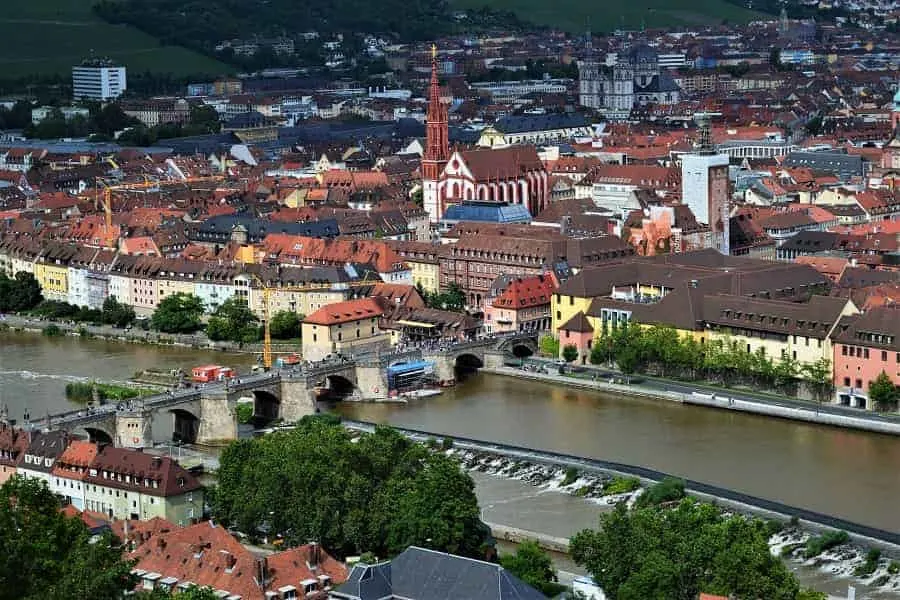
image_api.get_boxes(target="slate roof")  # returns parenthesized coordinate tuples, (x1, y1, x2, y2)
(831, 306, 900, 351)
(559, 311, 594, 333)
(194, 214, 340, 242)
(332, 546, 546, 600)
(442, 201, 532, 224)
(492, 114, 589, 134)
(19, 430, 70, 473)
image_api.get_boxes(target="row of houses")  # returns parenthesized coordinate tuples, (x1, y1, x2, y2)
(0, 429, 202, 525)
(550, 249, 900, 409)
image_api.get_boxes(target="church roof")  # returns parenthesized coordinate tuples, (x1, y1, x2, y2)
(458, 146, 544, 181)
(625, 43, 658, 64)
(635, 72, 680, 93)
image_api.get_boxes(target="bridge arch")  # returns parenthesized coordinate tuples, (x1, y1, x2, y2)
(79, 426, 113, 445)
(253, 389, 281, 423)
(170, 408, 200, 444)
(454, 353, 484, 380)
(323, 374, 357, 401)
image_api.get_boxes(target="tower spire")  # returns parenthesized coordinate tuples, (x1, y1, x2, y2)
(422, 42, 450, 224)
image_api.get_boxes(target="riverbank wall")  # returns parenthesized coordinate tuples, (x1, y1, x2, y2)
(0, 317, 292, 356)
(482, 367, 900, 437)
(342, 419, 900, 553)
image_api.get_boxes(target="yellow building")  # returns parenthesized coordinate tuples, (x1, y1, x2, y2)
(703, 295, 857, 372)
(301, 297, 390, 361)
(33, 261, 69, 301)
(388, 241, 441, 294)
(33, 243, 80, 302)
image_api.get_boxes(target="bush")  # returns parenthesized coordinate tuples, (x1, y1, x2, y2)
(888, 561, 900, 575)
(561, 467, 579, 486)
(853, 548, 881, 577)
(42, 324, 62, 337)
(765, 519, 785, 537)
(235, 403, 253, 424)
(440, 437, 454, 451)
(604, 476, 641, 495)
(635, 477, 686, 508)
(804, 530, 850, 559)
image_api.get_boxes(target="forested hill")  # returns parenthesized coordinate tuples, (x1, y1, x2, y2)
(92, 0, 522, 52)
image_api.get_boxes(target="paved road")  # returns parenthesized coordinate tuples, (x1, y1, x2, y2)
(519, 356, 900, 425)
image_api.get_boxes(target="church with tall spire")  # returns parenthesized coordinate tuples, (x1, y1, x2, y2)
(422, 44, 450, 224)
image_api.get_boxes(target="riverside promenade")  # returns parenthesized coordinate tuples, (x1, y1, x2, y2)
(482, 365, 900, 436)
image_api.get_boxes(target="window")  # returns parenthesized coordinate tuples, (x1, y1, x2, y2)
(855, 378, 862, 389)
(569, 296, 574, 306)
(842, 346, 847, 356)
(883, 351, 888, 362)
(864, 349, 870, 359)
(556, 311, 561, 320)
(844, 377, 851, 387)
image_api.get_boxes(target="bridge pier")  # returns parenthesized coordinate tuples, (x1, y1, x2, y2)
(279, 377, 318, 422)
(355, 365, 389, 400)
(196, 391, 236, 445)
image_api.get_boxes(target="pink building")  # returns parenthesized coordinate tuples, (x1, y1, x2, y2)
(484, 274, 557, 335)
(0, 424, 29, 485)
(831, 306, 900, 409)
(557, 312, 594, 364)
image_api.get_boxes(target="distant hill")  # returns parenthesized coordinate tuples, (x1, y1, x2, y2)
(451, 0, 763, 33)
(0, 0, 231, 79)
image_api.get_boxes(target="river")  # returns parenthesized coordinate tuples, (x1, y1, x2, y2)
(2, 333, 900, 596)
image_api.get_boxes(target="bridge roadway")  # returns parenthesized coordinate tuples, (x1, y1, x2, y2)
(40, 333, 538, 443)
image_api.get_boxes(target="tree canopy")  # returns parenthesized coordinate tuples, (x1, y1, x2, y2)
(500, 540, 565, 597)
(151, 293, 205, 333)
(570, 499, 807, 600)
(0, 477, 136, 600)
(0, 271, 42, 313)
(868, 371, 898, 412)
(101, 296, 136, 328)
(211, 416, 489, 559)
(206, 298, 260, 343)
(269, 310, 303, 340)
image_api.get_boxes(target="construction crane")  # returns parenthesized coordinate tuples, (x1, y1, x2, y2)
(248, 272, 378, 370)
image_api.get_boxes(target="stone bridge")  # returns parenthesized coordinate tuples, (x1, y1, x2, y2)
(423, 334, 539, 383)
(43, 335, 536, 446)
(47, 372, 316, 447)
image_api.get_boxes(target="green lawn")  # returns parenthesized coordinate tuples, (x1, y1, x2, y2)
(0, 0, 231, 77)
(453, 0, 762, 32)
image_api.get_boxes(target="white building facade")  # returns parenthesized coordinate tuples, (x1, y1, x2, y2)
(72, 63, 127, 101)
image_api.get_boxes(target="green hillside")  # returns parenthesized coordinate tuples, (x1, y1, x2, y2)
(451, 0, 763, 32)
(0, 0, 231, 78)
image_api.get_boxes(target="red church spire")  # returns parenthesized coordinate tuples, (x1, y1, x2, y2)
(424, 43, 449, 166)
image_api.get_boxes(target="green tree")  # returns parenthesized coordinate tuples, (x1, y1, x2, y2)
(538, 335, 559, 358)
(0, 476, 136, 600)
(205, 297, 260, 342)
(500, 540, 564, 597)
(212, 417, 489, 559)
(571, 499, 802, 600)
(151, 293, 205, 333)
(868, 371, 898, 412)
(101, 296, 135, 328)
(269, 310, 302, 339)
(135, 585, 221, 599)
(0, 271, 43, 312)
(801, 357, 833, 406)
(562, 344, 579, 363)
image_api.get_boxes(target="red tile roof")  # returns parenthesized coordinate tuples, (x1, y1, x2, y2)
(128, 521, 347, 600)
(262, 234, 408, 273)
(52, 440, 99, 480)
(304, 297, 386, 326)
(492, 274, 557, 309)
(85, 446, 202, 497)
(458, 146, 544, 181)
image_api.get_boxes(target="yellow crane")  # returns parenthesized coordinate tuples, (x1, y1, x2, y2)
(248, 273, 378, 370)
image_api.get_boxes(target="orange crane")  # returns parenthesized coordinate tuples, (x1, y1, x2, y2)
(247, 273, 378, 370)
